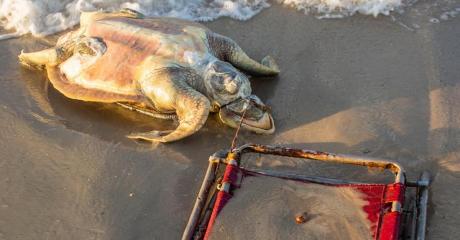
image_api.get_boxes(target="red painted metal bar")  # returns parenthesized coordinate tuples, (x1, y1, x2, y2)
(203, 153, 239, 239)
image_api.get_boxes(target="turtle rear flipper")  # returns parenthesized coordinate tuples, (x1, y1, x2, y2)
(19, 32, 80, 70)
(19, 48, 68, 70)
(261, 55, 280, 73)
(207, 33, 280, 76)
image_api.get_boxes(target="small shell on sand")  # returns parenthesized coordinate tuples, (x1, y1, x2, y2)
(295, 212, 308, 224)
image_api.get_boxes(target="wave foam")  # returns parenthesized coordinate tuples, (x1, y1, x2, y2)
(0, 0, 269, 38)
(278, 0, 403, 18)
(1, 0, 458, 38)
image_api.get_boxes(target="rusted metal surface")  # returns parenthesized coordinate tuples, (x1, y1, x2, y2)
(232, 144, 405, 183)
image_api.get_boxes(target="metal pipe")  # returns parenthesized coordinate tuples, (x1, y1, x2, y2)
(182, 158, 218, 240)
(233, 144, 406, 183)
(241, 168, 360, 185)
(194, 191, 218, 239)
(203, 152, 240, 239)
(416, 171, 431, 240)
(410, 199, 418, 240)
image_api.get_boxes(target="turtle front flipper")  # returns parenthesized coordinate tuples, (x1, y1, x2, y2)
(207, 33, 280, 76)
(127, 130, 173, 141)
(128, 67, 211, 143)
(117, 103, 177, 120)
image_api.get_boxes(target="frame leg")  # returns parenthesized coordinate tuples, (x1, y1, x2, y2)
(416, 171, 431, 240)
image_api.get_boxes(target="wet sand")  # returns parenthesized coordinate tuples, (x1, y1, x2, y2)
(211, 176, 372, 240)
(1, 4, 459, 239)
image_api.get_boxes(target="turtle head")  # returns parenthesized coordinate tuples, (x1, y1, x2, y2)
(219, 95, 275, 134)
(204, 60, 274, 134)
(204, 60, 251, 108)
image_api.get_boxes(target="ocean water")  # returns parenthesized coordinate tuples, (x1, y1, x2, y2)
(0, 0, 270, 38)
(0, 0, 459, 38)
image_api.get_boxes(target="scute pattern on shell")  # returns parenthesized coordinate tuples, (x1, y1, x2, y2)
(59, 16, 209, 99)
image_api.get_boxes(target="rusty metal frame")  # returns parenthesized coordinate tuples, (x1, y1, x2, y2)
(182, 144, 431, 240)
(182, 151, 226, 240)
(232, 144, 405, 183)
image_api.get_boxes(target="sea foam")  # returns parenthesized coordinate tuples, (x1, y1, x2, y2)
(278, 0, 402, 18)
(0, 0, 458, 38)
(0, 0, 269, 38)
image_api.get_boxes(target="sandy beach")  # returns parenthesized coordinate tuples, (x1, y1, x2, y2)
(0, 3, 459, 239)
(210, 176, 373, 240)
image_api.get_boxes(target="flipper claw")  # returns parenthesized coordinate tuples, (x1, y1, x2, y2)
(261, 55, 280, 73)
(127, 130, 173, 142)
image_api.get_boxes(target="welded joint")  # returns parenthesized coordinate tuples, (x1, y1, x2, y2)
(217, 182, 231, 193)
(209, 155, 224, 164)
(391, 201, 402, 213)
(208, 151, 228, 164)
(416, 179, 431, 187)
(226, 159, 238, 166)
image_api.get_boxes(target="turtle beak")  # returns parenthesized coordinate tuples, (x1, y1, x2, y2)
(219, 95, 275, 134)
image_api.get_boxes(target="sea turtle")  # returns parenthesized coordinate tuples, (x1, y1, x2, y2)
(18, 8, 279, 142)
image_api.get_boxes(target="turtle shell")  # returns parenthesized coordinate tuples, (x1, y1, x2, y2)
(56, 16, 210, 103)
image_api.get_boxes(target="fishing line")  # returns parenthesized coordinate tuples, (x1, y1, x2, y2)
(230, 99, 250, 151)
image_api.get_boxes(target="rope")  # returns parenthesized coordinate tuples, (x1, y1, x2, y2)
(230, 99, 250, 151)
